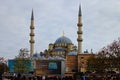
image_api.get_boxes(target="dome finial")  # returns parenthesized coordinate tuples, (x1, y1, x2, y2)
(62, 31, 64, 37)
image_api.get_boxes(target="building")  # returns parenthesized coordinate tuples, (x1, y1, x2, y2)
(34, 60, 65, 76)
(30, 5, 94, 76)
(8, 4, 94, 76)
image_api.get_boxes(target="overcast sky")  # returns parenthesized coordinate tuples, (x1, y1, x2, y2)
(0, 0, 120, 59)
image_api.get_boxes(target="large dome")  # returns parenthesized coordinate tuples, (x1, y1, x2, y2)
(55, 36, 72, 44)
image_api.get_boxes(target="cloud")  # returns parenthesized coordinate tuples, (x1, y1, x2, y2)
(0, 0, 120, 59)
(81, 0, 120, 52)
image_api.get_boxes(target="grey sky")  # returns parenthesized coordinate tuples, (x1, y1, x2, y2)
(0, 0, 120, 59)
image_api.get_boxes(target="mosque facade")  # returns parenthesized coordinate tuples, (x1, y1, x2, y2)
(8, 5, 94, 76)
(29, 5, 94, 76)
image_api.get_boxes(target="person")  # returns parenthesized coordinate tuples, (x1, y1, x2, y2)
(21, 75, 26, 80)
(14, 73, 22, 80)
(115, 74, 120, 80)
(81, 75, 86, 80)
(42, 76, 46, 80)
(0, 75, 2, 80)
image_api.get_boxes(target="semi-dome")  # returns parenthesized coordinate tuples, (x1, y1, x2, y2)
(55, 36, 72, 44)
(53, 47, 65, 51)
(32, 53, 39, 58)
(68, 52, 77, 56)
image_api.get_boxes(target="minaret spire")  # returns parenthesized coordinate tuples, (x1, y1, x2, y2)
(78, 5, 82, 16)
(77, 4, 83, 54)
(31, 9, 34, 20)
(29, 10, 35, 57)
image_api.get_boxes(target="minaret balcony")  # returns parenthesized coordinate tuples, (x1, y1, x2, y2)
(77, 23, 82, 27)
(30, 26, 35, 29)
(30, 33, 35, 36)
(77, 38, 83, 42)
(29, 40, 35, 43)
(77, 31, 83, 34)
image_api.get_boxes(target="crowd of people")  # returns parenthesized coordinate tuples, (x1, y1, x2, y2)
(85, 74, 120, 80)
(2, 73, 120, 80)
(2, 73, 74, 80)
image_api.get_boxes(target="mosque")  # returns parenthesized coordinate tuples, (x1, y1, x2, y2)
(8, 5, 94, 77)
(28, 5, 94, 76)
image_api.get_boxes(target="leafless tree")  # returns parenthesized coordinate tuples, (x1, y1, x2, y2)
(87, 38, 120, 73)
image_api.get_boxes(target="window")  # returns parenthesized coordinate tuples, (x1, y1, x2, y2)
(81, 62, 84, 64)
(81, 57, 84, 59)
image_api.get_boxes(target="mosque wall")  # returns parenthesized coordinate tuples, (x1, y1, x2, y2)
(34, 60, 65, 75)
(66, 55, 78, 72)
(78, 54, 94, 72)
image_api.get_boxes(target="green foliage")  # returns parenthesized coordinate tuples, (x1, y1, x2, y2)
(14, 58, 31, 73)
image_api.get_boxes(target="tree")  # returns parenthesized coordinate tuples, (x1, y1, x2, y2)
(86, 55, 96, 72)
(87, 55, 106, 73)
(14, 58, 32, 73)
(87, 38, 120, 73)
(13, 48, 33, 73)
(16, 48, 29, 58)
(0, 57, 9, 76)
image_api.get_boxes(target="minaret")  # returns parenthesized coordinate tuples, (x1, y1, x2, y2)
(77, 5, 83, 54)
(29, 10, 35, 57)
